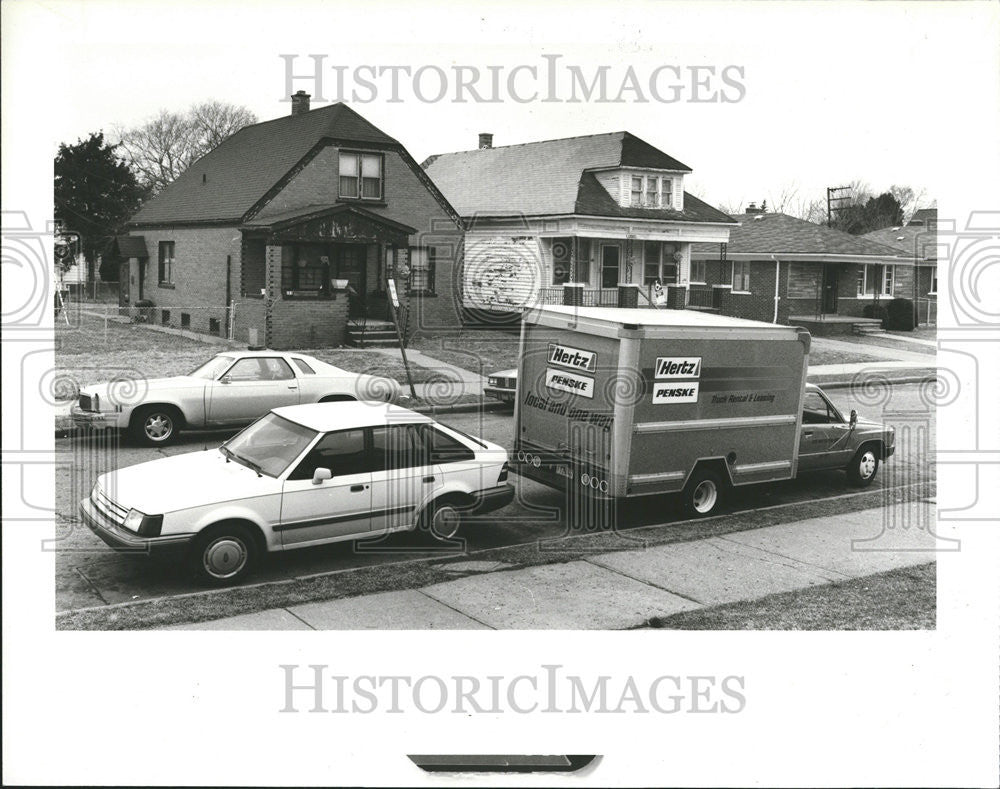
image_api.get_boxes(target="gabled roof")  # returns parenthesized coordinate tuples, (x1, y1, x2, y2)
(422, 131, 713, 219)
(240, 203, 416, 235)
(691, 212, 908, 261)
(130, 103, 401, 225)
(861, 223, 937, 262)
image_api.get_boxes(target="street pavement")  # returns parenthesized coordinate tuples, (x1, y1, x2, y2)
(169, 499, 941, 630)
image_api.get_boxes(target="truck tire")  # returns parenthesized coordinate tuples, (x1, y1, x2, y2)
(847, 445, 880, 487)
(681, 468, 724, 518)
(190, 523, 258, 586)
(129, 405, 181, 446)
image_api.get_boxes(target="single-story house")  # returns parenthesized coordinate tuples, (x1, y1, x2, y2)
(690, 206, 919, 328)
(861, 208, 937, 325)
(115, 93, 464, 347)
(422, 131, 737, 319)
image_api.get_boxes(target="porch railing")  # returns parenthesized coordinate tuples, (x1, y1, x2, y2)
(537, 285, 663, 308)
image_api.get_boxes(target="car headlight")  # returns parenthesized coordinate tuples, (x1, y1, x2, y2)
(123, 508, 164, 537)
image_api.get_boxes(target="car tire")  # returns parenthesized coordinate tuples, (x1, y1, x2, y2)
(130, 405, 181, 446)
(847, 445, 880, 487)
(681, 468, 724, 518)
(190, 523, 258, 586)
(420, 496, 467, 542)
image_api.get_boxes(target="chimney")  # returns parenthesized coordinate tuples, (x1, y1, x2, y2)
(291, 90, 311, 116)
(478, 132, 493, 149)
(745, 202, 766, 215)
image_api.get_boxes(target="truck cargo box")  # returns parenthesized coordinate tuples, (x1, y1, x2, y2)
(513, 306, 811, 501)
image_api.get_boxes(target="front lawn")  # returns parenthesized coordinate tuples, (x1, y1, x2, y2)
(54, 312, 453, 400)
(410, 330, 522, 375)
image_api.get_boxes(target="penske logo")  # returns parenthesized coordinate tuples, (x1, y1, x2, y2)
(652, 383, 700, 404)
(655, 356, 702, 379)
(547, 343, 597, 372)
(544, 368, 595, 399)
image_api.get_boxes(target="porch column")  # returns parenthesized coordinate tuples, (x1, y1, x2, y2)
(264, 244, 282, 346)
(666, 284, 687, 309)
(563, 282, 584, 306)
(618, 283, 640, 308)
(569, 237, 577, 282)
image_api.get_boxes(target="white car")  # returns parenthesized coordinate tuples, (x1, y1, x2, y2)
(79, 401, 513, 585)
(71, 349, 401, 445)
(485, 368, 518, 404)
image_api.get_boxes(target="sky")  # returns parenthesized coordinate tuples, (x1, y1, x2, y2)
(4, 0, 999, 216)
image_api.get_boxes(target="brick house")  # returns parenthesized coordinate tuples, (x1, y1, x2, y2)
(861, 208, 938, 325)
(422, 131, 737, 320)
(690, 206, 916, 329)
(115, 93, 463, 347)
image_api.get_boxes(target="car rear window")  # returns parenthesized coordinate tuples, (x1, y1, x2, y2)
(292, 358, 315, 374)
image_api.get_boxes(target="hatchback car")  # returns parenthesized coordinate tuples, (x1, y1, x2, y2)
(80, 402, 513, 585)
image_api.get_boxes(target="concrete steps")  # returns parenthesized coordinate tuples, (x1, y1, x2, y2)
(346, 320, 400, 348)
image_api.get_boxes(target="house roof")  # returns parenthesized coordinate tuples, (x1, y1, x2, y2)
(907, 207, 937, 227)
(421, 131, 731, 222)
(129, 103, 401, 225)
(109, 234, 149, 258)
(691, 212, 908, 261)
(861, 223, 937, 262)
(239, 203, 416, 235)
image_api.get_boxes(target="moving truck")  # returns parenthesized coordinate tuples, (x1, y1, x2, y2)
(513, 306, 895, 517)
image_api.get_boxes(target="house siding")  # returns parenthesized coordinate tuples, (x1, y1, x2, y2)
(129, 225, 242, 336)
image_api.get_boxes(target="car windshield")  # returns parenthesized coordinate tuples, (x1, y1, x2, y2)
(189, 355, 235, 380)
(221, 413, 318, 477)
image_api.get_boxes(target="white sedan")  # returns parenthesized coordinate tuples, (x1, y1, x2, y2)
(79, 402, 513, 585)
(71, 350, 401, 445)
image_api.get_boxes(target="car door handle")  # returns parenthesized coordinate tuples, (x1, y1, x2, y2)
(287, 385, 298, 390)
(350, 484, 366, 492)
(423, 476, 435, 483)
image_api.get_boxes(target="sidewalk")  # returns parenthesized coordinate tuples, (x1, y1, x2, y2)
(169, 500, 942, 630)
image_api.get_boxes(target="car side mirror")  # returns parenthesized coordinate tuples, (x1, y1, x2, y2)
(219, 375, 231, 385)
(849, 409, 858, 428)
(312, 467, 333, 485)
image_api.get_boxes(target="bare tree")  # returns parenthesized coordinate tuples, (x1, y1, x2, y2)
(115, 101, 257, 193)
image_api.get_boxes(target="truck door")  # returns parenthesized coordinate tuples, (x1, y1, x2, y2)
(798, 390, 853, 471)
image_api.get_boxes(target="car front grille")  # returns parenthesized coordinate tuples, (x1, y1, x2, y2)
(92, 484, 127, 526)
(496, 377, 516, 389)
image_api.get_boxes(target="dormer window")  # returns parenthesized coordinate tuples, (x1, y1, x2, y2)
(628, 174, 671, 208)
(339, 151, 384, 200)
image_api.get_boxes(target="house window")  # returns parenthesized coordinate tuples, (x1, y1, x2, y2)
(339, 152, 383, 200)
(408, 246, 436, 294)
(551, 238, 572, 285)
(690, 259, 706, 284)
(158, 241, 175, 284)
(630, 177, 643, 206)
(160, 309, 170, 325)
(181, 312, 190, 328)
(209, 317, 221, 335)
(732, 261, 751, 292)
(281, 244, 331, 295)
(929, 266, 938, 295)
(858, 264, 895, 297)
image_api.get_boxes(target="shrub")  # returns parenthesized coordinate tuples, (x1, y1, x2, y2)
(862, 303, 889, 327)
(886, 298, 915, 331)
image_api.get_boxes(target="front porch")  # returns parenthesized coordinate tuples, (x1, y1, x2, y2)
(234, 204, 415, 348)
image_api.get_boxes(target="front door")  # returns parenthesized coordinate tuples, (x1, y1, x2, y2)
(601, 245, 620, 289)
(821, 264, 839, 314)
(336, 245, 367, 317)
(205, 356, 301, 424)
(279, 428, 372, 547)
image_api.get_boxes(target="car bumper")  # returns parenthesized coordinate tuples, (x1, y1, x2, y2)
(483, 387, 516, 403)
(470, 484, 515, 514)
(885, 445, 895, 459)
(79, 497, 193, 556)
(70, 407, 125, 430)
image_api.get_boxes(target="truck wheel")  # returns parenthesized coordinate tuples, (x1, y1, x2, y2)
(681, 469, 724, 518)
(130, 406, 180, 446)
(190, 523, 258, 586)
(847, 446, 880, 487)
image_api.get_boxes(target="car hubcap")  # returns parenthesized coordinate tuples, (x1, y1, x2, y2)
(203, 537, 247, 579)
(860, 452, 877, 479)
(145, 414, 172, 440)
(692, 480, 717, 513)
(431, 507, 460, 540)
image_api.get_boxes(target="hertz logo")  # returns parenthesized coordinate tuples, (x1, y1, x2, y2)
(547, 343, 597, 372)
(655, 356, 702, 379)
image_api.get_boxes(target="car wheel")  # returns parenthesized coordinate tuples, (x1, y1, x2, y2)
(421, 497, 465, 541)
(847, 446, 880, 487)
(130, 406, 180, 446)
(681, 468, 724, 518)
(190, 523, 258, 586)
